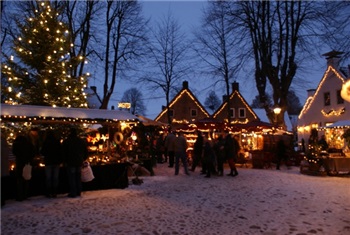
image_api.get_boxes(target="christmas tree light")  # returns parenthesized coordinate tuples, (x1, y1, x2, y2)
(1, 0, 89, 108)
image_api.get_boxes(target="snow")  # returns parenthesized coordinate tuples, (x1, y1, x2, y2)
(0, 104, 138, 121)
(253, 108, 293, 131)
(1, 163, 350, 235)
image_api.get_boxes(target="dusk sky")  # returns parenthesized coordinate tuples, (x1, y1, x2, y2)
(2, 1, 330, 119)
(119, 1, 211, 119)
(108, 1, 328, 119)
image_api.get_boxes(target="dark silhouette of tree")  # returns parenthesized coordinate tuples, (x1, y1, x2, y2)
(225, 1, 349, 126)
(251, 94, 272, 109)
(140, 12, 190, 125)
(286, 90, 302, 115)
(204, 90, 221, 114)
(193, 1, 242, 122)
(61, 0, 99, 83)
(251, 90, 301, 115)
(98, 0, 148, 110)
(121, 88, 146, 115)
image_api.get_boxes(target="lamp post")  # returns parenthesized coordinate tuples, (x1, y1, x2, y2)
(273, 106, 281, 126)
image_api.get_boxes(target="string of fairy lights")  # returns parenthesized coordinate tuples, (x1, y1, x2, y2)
(2, 1, 89, 108)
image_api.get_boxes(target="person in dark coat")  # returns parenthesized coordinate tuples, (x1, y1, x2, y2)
(41, 130, 62, 198)
(213, 134, 225, 176)
(190, 130, 204, 172)
(12, 134, 35, 201)
(156, 134, 165, 164)
(164, 130, 176, 168)
(62, 128, 88, 198)
(203, 139, 216, 178)
(318, 135, 329, 151)
(224, 132, 239, 177)
(276, 138, 286, 170)
(174, 132, 190, 175)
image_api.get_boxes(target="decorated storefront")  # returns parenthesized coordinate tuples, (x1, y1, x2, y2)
(174, 118, 294, 168)
(1, 104, 147, 198)
(297, 52, 350, 176)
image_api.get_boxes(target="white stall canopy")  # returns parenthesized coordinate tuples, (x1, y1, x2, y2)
(1, 104, 138, 124)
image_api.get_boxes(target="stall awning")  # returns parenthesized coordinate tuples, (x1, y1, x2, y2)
(136, 115, 166, 126)
(0, 104, 138, 123)
(325, 120, 350, 128)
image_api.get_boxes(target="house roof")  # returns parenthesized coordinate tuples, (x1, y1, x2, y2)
(1, 104, 138, 124)
(154, 84, 209, 122)
(213, 90, 258, 121)
(298, 65, 347, 121)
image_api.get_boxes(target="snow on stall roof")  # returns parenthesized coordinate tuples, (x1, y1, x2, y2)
(326, 120, 350, 128)
(0, 104, 138, 121)
(253, 108, 293, 131)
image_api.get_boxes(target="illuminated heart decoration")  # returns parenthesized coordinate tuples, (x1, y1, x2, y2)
(341, 80, 350, 102)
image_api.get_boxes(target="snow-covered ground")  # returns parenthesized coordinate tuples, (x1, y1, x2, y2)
(1, 163, 350, 235)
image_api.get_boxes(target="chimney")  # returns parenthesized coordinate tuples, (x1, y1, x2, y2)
(232, 82, 239, 92)
(322, 50, 343, 69)
(307, 89, 316, 98)
(183, 81, 188, 89)
(222, 95, 228, 102)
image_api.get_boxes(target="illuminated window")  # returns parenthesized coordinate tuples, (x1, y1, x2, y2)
(324, 92, 330, 106)
(239, 108, 246, 118)
(337, 90, 344, 104)
(191, 109, 197, 117)
(169, 109, 174, 117)
(230, 108, 235, 118)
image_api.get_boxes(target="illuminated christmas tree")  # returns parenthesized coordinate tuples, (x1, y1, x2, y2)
(1, 1, 88, 107)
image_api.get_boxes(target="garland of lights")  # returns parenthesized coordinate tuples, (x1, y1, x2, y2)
(321, 108, 345, 117)
(155, 89, 210, 122)
(213, 90, 258, 120)
(299, 65, 346, 119)
(2, 1, 89, 108)
(1, 115, 138, 125)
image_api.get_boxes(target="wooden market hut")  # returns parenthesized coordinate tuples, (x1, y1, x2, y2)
(0, 103, 141, 200)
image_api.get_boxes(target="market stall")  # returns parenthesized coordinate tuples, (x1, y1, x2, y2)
(1, 104, 144, 199)
(300, 121, 350, 176)
(174, 118, 294, 169)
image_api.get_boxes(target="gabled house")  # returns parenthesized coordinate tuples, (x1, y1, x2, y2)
(213, 82, 259, 124)
(154, 81, 210, 127)
(298, 50, 350, 149)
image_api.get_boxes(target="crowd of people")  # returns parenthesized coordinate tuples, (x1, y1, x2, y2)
(1, 128, 88, 206)
(2, 126, 294, 206)
(155, 129, 242, 178)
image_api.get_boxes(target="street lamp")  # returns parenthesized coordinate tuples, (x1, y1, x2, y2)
(273, 106, 281, 125)
(273, 107, 281, 115)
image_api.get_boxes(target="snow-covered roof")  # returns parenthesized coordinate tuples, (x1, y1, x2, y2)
(325, 120, 350, 128)
(0, 104, 138, 122)
(253, 108, 293, 131)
